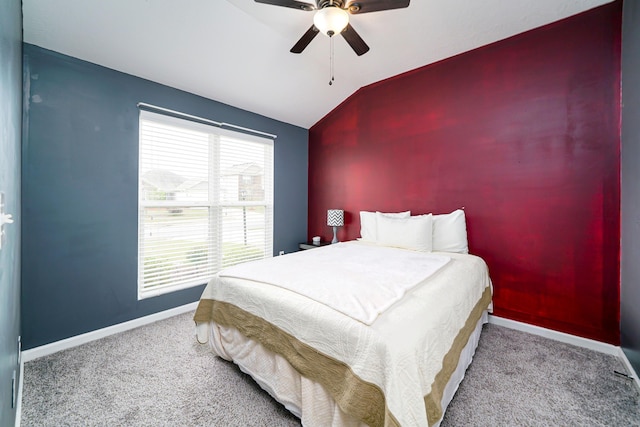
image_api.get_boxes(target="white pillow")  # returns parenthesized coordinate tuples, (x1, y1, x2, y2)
(432, 209, 468, 254)
(376, 212, 433, 252)
(360, 210, 411, 242)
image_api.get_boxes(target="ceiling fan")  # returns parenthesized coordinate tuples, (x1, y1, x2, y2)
(255, 0, 411, 56)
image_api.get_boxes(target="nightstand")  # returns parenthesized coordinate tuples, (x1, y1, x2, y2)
(299, 241, 331, 250)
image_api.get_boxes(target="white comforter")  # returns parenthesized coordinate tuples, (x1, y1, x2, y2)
(197, 242, 492, 426)
(220, 242, 450, 325)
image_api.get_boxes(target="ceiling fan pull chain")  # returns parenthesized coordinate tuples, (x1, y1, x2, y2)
(329, 35, 335, 86)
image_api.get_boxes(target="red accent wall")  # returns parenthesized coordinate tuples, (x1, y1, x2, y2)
(308, 2, 622, 344)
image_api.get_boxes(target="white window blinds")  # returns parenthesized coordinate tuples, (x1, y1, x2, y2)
(138, 109, 274, 298)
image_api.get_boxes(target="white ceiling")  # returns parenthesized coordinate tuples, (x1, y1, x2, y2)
(22, 0, 612, 129)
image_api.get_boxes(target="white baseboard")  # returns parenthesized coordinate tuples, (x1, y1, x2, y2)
(488, 315, 619, 356)
(489, 315, 640, 390)
(618, 346, 640, 393)
(21, 302, 199, 363)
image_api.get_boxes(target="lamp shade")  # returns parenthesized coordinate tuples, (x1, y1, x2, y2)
(313, 6, 349, 37)
(327, 209, 344, 227)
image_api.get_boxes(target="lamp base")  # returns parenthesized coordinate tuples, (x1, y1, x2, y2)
(331, 226, 338, 244)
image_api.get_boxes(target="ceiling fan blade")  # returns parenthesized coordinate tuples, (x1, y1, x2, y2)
(290, 25, 320, 53)
(345, 0, 410, 14)
(254, 0, 315, 11)
(341, 23, 370, 56)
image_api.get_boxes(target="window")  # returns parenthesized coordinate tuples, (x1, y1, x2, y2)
(138, 109, 274, 298)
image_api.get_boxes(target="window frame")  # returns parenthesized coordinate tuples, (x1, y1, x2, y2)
(137, 109, 274, 299)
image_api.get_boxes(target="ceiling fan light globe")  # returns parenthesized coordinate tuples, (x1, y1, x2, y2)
(313, 7, 349, 37)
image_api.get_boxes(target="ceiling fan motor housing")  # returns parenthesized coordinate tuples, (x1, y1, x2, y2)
(316, 1, 362, 13)
(317, 0, 345, 9)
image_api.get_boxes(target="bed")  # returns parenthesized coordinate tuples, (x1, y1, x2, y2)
(193, 210, 493, 427)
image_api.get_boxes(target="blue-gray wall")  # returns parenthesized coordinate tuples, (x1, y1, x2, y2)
(22, 44, 308, 350)
(0, 0, 22, 424)
(621, 0, 640, 377)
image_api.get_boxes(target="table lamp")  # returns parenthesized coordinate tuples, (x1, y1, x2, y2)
(327, 209, 344, 244)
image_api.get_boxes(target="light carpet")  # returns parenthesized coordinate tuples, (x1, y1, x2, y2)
(21, 312, 640, 426)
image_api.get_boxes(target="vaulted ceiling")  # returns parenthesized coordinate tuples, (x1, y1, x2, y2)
(22, 0, 612, 128)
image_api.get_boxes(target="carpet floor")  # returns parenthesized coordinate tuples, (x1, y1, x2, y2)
(21, 312, 640, 426)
